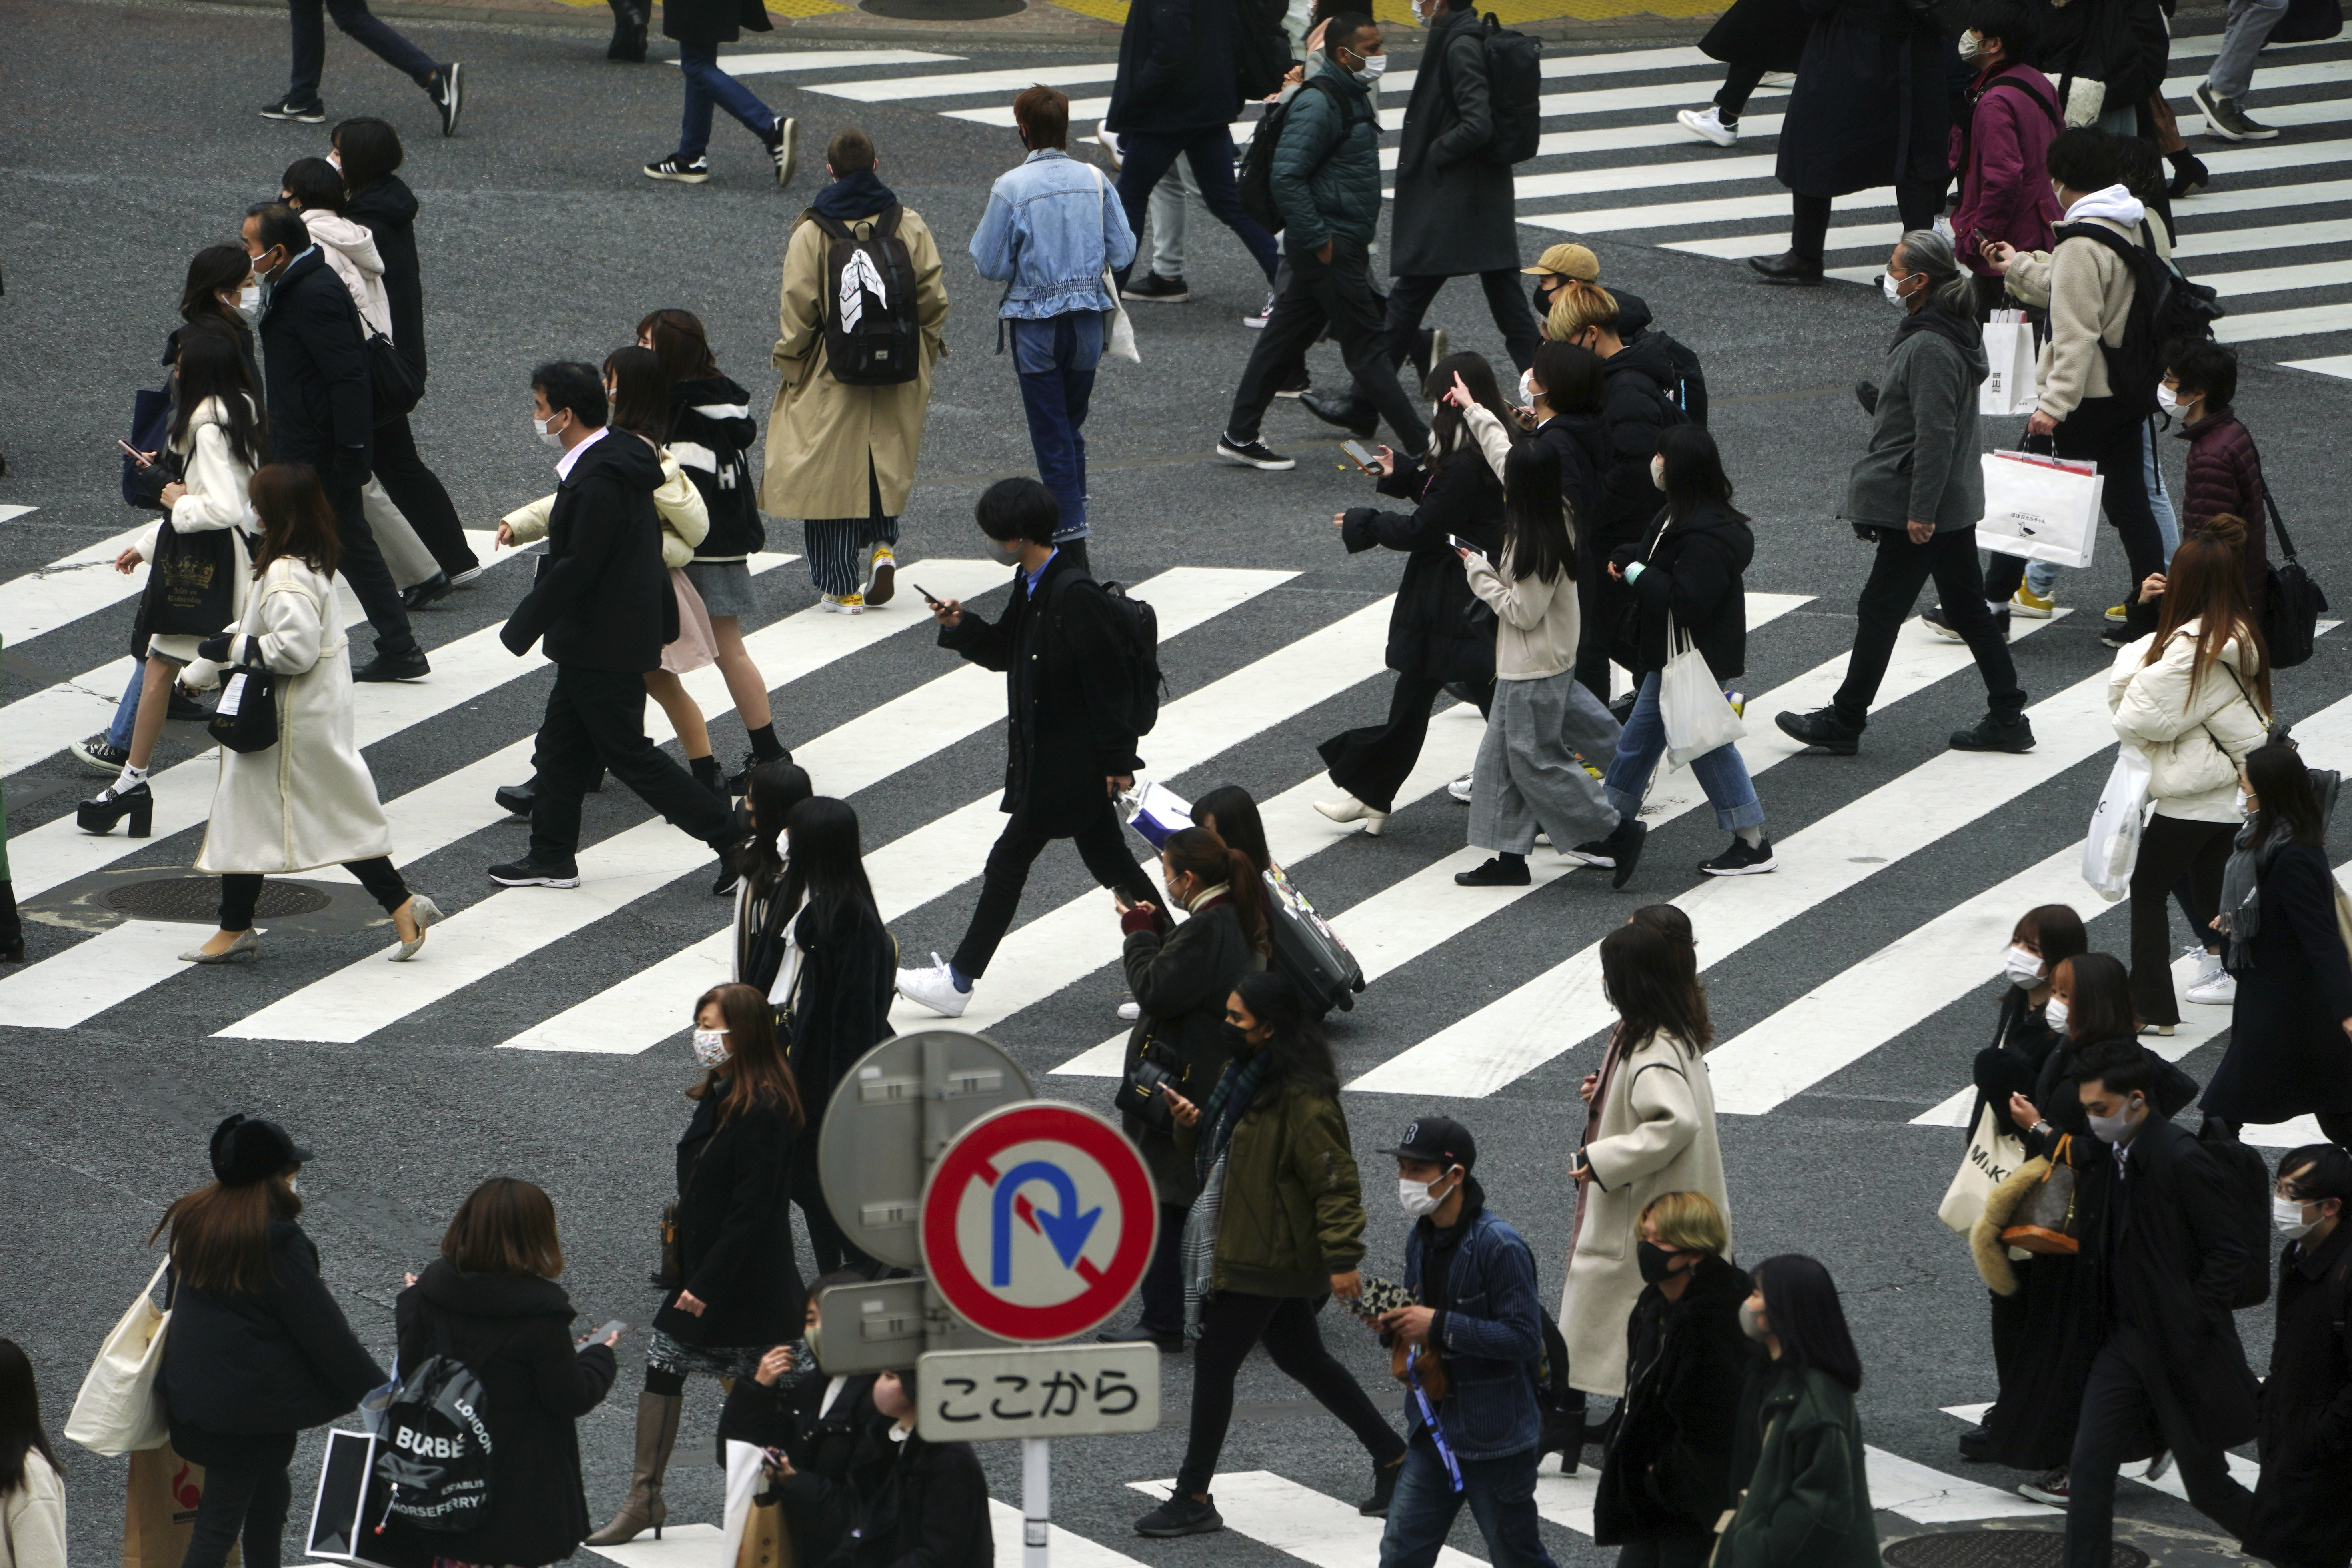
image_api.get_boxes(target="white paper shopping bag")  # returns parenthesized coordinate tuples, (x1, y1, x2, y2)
(1978, 313, 2040, 415)
(1977, 449, 2103, 568)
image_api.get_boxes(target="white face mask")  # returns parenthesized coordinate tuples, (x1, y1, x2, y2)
(536, 412, 566, 449)
(1881, 272, 1912, 308)
(1358, 52, 1389, 81)
(2273, 1193, 2322, 1240)
(2156, 383, 2179, 411)
(2086, 1093, 2145, 1146)
(2043, 995, 2069, 1033)
(1649, 456, 1667, 491)
(1958, 29, 1986, 61)
(692, 1028, 732, 1069)
(1397, 1170, 1455, 1219)
(328, 148, 344, 172)
(2236, 787, 2252, 816)
(2003, 945, 2044, 989)
(1519, 368, 1537, 406)
(235, 283, 262, 321)
(286, 1176, 300, 1195)
(1738, 1301, 1770, 1342)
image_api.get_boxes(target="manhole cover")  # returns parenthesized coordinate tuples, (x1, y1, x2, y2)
(1883, 1532, 2149, 1568)
(105, 877, 333, 923)
(860, 0, 1023, 17)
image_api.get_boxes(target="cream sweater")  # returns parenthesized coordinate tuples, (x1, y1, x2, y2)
(1464, 549, 1578, 680)
(2001, 185, 2146, 421)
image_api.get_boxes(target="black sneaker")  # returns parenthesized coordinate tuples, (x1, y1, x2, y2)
(1123, 272, 1190, 302)
(488, 855, 581, 889)
(1698, 836, 1777, 875)
(1301, 390, 1376, 438)
(1359, 1458, 1403, 1518)
(2099, 625, 2135, 649)
(1217, 435, 1294, 471)
(1775, 707, 1862, 755)
(1565, 839, 1617, 868)
(1133, 1492, 1222, 1538)
(1455, 856, 1531, 887)
(429, 62, 462, 136)
(352, 648, 430, 682)
(1957, 1423, 1994, 1463)
(261, 95, 326, 123)
(766, 117, 800, 187)
(1950, 712, 2037, 753)
(72, 735, 131, 774)
(607, 3, 648, 60)
(712, 857, 741, 898)
(1602, 817, 1648, 889)
(1922, 601, 2010, 643)
(644, 154, 712, 184)
(401, 571, 452, 611)
(1273, 366, 1311, 399)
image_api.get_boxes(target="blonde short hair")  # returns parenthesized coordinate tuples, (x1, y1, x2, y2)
(1543, 280, 1618, 343)
(1640, 1190, 1729, 1256)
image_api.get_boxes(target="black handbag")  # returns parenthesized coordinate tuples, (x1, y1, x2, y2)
(144, 520, 239, 637)
(2260, 487, 2327, 670)
(206, 643, 282, 754)
(2272, 0, 2343, 42)
(366, 330, 422, 425)
(1114, 1032, 1186, 1134)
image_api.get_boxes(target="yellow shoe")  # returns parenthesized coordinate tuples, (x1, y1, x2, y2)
(821, 591, 865, 615)
(2104, 603, 2129, 624)
(866, 545, 896, 606)
(2012, 585, 2056, 619)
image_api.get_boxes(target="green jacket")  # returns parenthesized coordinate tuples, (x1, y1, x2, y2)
(1271, 58, 1383, 257)
(1177, 1073, 1367, 1297)
(1718, 1363, 1878, 1568)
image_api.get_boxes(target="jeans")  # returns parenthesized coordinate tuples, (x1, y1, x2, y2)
(320, 465, 419, 657)
(1603, 671, 1764, 832)
(1834, 526, 2025, 728)
(2065, 1332, 2256, 1568)
(1113, 126, 1279, 288)
(1177, 1291, 1406, 1497)
(1149, 156, 1203, 277)
(2023, 420, 2176, 598)
(183, 1447, 294, 1568)
(1010, 313, 1103, 541)
(1379, 1438, 1557, 1568)
(2208, 0, 2292, 98)
(1985, 401, 2165, 637)
(372, 411, 478, 577)
(2128, 815, 2237, 1025)
(108, 662, 144, 751)
(222, 858, 407, 932)
(1320, 673, 1494, 814)
(287, 0, 436, 100)
(1229, 235, 1429, 453)
(677, 39, 777, 159)
(1351, 270, 1543, 410)
(529, 664, 735, 864)
(1136, 1199, 1191, 1336)
(950, 796, 1157, 979)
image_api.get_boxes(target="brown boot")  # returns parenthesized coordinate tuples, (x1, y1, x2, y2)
(586, 1389, 682, 1544)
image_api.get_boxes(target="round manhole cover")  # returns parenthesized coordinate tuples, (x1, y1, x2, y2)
(1883, 1533, 2149, 1568)
(860, 0, 1024, 17)
(105, 877, 333, 923)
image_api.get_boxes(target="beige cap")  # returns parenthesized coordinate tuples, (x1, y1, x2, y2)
(1521, 242, 1600, 280)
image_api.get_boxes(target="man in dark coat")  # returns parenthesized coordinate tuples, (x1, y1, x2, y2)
(1105, 0, 1279, 290)
(243, 201, 426, 681)
(2063, 1043, 2260, 1568)
(898, 478, 1159, 1017)
(2242, 1143, 2352, 1568)
(491, 361, 738, 889)
(642, 0, 799, 185)
(2167, 340, 2272, 617)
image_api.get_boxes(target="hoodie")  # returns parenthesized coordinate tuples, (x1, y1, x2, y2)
(2000, 183, 2146, 419)
(344, 176, 425, 378)
(1844, 303, 1989, 532)
(299, 209, 394, 340)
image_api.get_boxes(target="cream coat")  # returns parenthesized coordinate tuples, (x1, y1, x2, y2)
(759, 205, 950, 521)
(504, 445, 710, 568)
(302, 210, 396, 339)
(1561, 1028, 1731, 1396)
(182, 556, 395, 873)
(140, 397, 260, 663)
(1, 1448, 68, 1568)
(2108, 618, 2268, 822)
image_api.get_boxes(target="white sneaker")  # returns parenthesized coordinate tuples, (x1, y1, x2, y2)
(896, 952, 971, 1017)
(821, 591, 865, 615)
(1759, 70, 1796, 87)
(2185, 969, 2237, 1005)
(1243, 290, 1275, 329)
(1676, 106, 1738, 147)
(1117, 1001, 1141, 1021)
(1447, 772, 1474, 804)
(1933, 214, 1956, 243)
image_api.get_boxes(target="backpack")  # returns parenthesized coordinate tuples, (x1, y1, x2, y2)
(1231, 0, 1291, 101)
(1650, 330, 1708, 427)
(2197, 1114, 2275, 1310)
(809, 205, 921, 387)
(1445, 13, 1544, 166)
(2051, 220, 2226, 419)
(1237, 74, 1362, 235)
(373, 1328, 496, 1533)
(1047, 571, 1164, 739)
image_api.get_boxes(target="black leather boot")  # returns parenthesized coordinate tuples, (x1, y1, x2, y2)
(1748, 249, 1824, 285)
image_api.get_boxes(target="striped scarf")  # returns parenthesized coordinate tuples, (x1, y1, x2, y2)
(1195, 1053, 1268, 1183)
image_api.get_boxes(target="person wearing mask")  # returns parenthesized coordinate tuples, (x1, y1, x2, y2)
(155, 1114, 387, 1568)
(729, 758, 817, 1021)
(640, 0, 799, 185)
(242, 201, 428, 682)
(1527, 246, 1707, 427)
(762, 129, 949, 614)
(1965, 903, 2091, 1308)
(2108, 525, 2270, 1028)
(380, 1178, 619, 1568)
(2240, 1143, 2352, 1568)
(174, 463, 439, 964)
(1676, 0, 1803, 147)
(1111, 825, 1269, 1350)
(490, 361, 740, 891)
(1592, 1191, 1757, 1568)
(2202, 743, 2352, 1147)
(1563, 924, 1731, 1408)
(1749, 0, 1946, 284)
(719, 1270, 877, 1564)
(593, 983, 805, 1544)
(2062, 1041, 2260, 1568)
(1596, 426, 1767, 881)
(896, 479, 1160, 1018)
(1312, 353, 1508, 836)
(0, 1340, 66, 1568)
(1778, 230, 2032, 759)
(2166, 342, 2272, 621)
(1948, 0, 2064, 320)
(1135, 970, 1409, 1535)
(1715, 1256, 1878, 1567)
(803, 1367, 991, 1568)
(1217, 15, 1428, 472)
(971, 85, 1138, 573)
(1372, 1115, 1557, 1568)
(260, 0, 459, 135)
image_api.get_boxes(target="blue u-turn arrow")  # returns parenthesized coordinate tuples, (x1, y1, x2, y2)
(991, 1161, 1103, 1287)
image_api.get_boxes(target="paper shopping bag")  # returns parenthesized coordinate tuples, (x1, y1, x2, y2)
(1978, 449, 2103, 568)
(67, 1259, 171, 1456)
(306, 1429, 401, 1566)
(1978, 316, 2040, 415)
(126, 1442, 243, 1568)
(1119, 781, 1194, 849)
(1938, 1103, 2030, 1234)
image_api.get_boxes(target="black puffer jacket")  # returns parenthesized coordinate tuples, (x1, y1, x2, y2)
(1121, 894, 1257, 1207)
(1613, 498, 1754, 681)
(1594, 334, 1683, 553)
(1594, 1253, 1762, 1543)
(162, 1218, 386, 1437)
(344, 176, 425, 380)
(1342, 453, 1506, 683)
(667, 374, 767, 559)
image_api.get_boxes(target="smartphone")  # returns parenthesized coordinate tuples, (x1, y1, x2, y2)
(117, 439, 154, 467)
(1339, 439, 1379, 473)
(579, 1319, 627, 1348)
(1447, 535, 1480, 556)
(912, 582, 943, 607)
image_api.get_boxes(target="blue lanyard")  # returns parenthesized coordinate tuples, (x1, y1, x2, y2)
(1407, 1346, 1463, 1493)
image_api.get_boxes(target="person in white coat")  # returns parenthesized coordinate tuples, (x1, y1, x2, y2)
(0, 1339, 67, 1568)
(176, 463, 441, 965)
(2108, 517, 2271, 1029)
(1562, 920, 1731, 1402)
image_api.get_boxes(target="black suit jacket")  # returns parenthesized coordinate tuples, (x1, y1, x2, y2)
(502, 431, 672, 672)
(256, 247, 372, 464)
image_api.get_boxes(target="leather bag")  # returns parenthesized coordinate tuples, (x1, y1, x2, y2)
(1999, 1133, 2082, 1254)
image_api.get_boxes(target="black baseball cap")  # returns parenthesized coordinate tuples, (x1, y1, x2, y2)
(210, 1114, 314, 1188)
(1379, 1115, 1476, 1171)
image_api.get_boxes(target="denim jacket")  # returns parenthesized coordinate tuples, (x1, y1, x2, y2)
(969, 148, 1138, 320)
(1400, 1190, 1546, 1459)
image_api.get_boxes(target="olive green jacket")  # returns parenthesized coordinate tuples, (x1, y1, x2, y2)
(1177, 1075, 1367, 1298)
(1718, 1364, 1879, 1568)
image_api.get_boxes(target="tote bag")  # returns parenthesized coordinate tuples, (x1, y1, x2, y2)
(1978, 449, 2103, 568)
(1978, 312, 2039, 416)
(65, 1258, 172, 1455)
(2082, 746, 2153, 902)
(1938, 1102, 2030, 1234)
(1087, 164, 1141, 365)
(1659, 613, 1746, 767)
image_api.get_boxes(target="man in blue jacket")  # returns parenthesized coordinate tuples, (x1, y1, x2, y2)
(1375, 1116, 1559, 1568)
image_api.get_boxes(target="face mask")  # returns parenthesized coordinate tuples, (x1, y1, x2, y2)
(2236, 787, 2252, 816)
(328, 148, 344, 171)
(536, 413, 566, 449)
(1738, 1301, 1770, 1342)
(1649, 456, 1667, 491)
(1636, 1241, 1685, 1285)
(986, 537, 1025, 567)
(1532, 283, 1553, 320)
(692, 1028, 732, 1069)
(2043, 995, 2069, 1033)
(1958, 29, 1985, 61)
(1357, 52, 1389, 80)
(2273, 1194, 2322, 1240)
(248, 249, 278, 284)
(2086, 1093, 2144, 1146)
(1220, 1021, 1254, 1057)
(286, 1176, 300, 1195)
(1519, 368, 1537, 406)
(1881, 272, 1912, 308)
(2156, 383, 2179, 411)
(1397, 1169, 1455, 1220)
(2003, 945, 2044, 989)
(236, 282, 262, 321)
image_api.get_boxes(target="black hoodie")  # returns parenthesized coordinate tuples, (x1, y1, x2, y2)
(666, 373, 768, 559)
(502, 429, 674, 671)
(1611, 290, 1710, 429)
(1614, 497, 1755, 681)
(1593, 1252, 1761, 1544)
(1595, 333, 1684, 551)
(344, 176, 426, 381)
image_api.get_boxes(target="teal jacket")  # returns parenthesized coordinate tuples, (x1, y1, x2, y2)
(1271, 58, 1382, 256)
(1718, 1362, 1879, 1568)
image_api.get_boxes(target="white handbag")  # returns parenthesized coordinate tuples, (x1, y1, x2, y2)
(1978, 312, 2040, 417)
(1088, 164, 1141, 365)
(1939, 1102, 2030, 1235)
(2081, 745, 2154, 903)
(1978, 449, 2104, 569)
(64, 1259, 172, 1454)
(1659, 613, 1747, 768)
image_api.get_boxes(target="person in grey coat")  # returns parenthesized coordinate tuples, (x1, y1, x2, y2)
(1776, 230, 2036, 758)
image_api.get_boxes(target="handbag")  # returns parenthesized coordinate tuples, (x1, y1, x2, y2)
(1999, 1133, 2083, 1254)
(145, 519, 239, 637)
(366, 329, 422, 424)
(1658, 613, 1746, 767)
(1938, 1102, 2029, 1235)
(656, 1135, 717, 1292)
(1114, 1030, 1187, 1133)
(1087, 164, 1141, 366)
(2260, 487, 2328, 670)
(65, 1259, 172, 1454)
(1978, 449, 2104, 568)
(208, 644, 283, 755)
(2081, 745, 2153, 902)
(2272, 0, 2343, 42)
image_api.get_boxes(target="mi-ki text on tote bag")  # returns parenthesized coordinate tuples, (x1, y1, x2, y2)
(1978, 449, 2104, 569)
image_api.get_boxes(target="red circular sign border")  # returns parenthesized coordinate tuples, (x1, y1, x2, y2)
(920, 1102, 1158, 1342)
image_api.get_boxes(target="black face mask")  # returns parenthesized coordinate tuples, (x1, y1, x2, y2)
(1531, 282, 1553, 320)
(1221, 1022, 1254, 1057)
(1635, 1241, 1685, 1286)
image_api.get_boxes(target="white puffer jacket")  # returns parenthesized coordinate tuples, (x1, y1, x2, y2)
(2108, 618, 2268, 821)
(301, 209, 395, 339)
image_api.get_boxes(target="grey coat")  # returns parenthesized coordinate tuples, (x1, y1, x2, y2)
(1842, 307, 1987, 532)
(1389, 8, 1520, 277)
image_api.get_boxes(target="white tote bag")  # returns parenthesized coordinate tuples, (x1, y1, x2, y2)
(2082, 745, 2154, 902)
(1659, 615, 1747, 767)
(64, 1259, 172, 1454)
(1978, 312, 2039, 416)
(1088, 164, 1140, 365)
(1977, 449, 2104, 568)
(1939, 1102, 2030, 1235)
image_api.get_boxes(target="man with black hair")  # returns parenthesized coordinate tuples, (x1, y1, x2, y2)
(490, 362, 738, 890)
(2062, 1042, 2259, 1568)
(242, 201, 428, 683)
(2241, 1143, 2352, 1568)
(1949, 0, 2062, 320)
(896, 478, 1159, 1017)
(2166, 341, 2272, 617)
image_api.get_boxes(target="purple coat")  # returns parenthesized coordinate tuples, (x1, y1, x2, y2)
(1950, 64, 2064, 276)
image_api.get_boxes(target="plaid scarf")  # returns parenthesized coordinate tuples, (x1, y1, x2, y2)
(1195, 1052, 1269, 1182)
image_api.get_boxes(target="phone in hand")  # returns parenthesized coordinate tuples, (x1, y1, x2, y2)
(579, 1319, 627, 1348)
(1340, 439, 1379, 473)
(117, 439, 154, 467)
(1447, 535, 1480, 556)
(913, 583, 941, 605)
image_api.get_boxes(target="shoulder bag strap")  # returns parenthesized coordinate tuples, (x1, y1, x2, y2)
(2243, 429, 2295, 561)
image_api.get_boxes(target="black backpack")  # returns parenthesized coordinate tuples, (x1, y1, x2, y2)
(2052, 221, 2225, 419)
(373, 1330, 496, 1533)
(810, 205, 921, 387)
(1047, 572, 1163, 740)
(1649, 330, 1708, 427)
(1468, 13, 1545, 165)
(1237, 75, 1362, 235)
(2198, 1114, 2276, 1310)
(1231, 0, 1291, 100)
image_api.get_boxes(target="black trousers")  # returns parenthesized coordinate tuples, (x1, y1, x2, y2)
(183, 1442, 295, 1568)
(1229, 235, 1430, 455)
(2129, 814, 2236, 1025)
(1617, 1536, 1717, 1568)
(1716, 61, 1767, 120)
(220, 858, 407, 932)
(950, 794, 1156, 979)
(2066, 1332, 2256, 1568)
(1345, 269, 1543, 406)
(791, 1139, 873, 1274)
(1985, 405, 2165, 638)
(1321, 673, 1495, 813)
(1175, 1291, 1406, 1496)
(1573, 544, 1623, 704)
(529, 663, 734, 864)
(1832, 526, 2025, 729)
(1791, 186, 1940, 261)
(1136, 1198, 1191, 1336)
(371, 411, 478, 577)
(318, 465, 418, 657)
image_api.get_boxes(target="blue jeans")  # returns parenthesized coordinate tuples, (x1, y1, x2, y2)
(1377, 1438, 1557, 1568)
(108, 663, 144, 752)
(287, 0, 437, 100)
(1113, 127, 1279, 288)
(2024, 420, 2178, 597)
(676, 41, 777, 159)
(1603, 671, 1764, 833)
(1009, 313, 1102, 541)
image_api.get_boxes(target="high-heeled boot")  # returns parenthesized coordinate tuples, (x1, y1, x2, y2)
(76, 781, 154, 837)
(585, 1390, 681, 1544)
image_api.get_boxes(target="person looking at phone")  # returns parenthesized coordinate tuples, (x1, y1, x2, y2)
(1949, 0, 2063, 320)
(719, 1270, 876, 1564)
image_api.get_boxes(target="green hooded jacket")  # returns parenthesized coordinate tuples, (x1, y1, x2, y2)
(1177, 1073, 1367, 1298)
(1271, 56, 1382, 256)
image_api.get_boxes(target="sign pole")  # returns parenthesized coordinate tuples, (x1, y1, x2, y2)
(1022, 1436, 1050, 1568)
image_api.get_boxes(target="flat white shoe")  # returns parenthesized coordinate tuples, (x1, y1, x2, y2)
(1117, 1001, 1141, 1021)
(1447, 773, 1473, 804)
(2184, 971, 2236, 1005)
(391, 894, 443, 961)
(896, 951, 972, 1017)
(1314, 797, 1389, 836)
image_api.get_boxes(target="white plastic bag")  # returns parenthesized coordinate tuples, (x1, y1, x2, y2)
(1979, 449, 2104, 569)
(1659, 616, 1746, 767)
(64, 1260, 172, 1454)
(2082, 746, 2154, 902)
(1979, 312, 2039, 416)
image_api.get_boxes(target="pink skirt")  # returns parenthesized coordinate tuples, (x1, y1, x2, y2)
(663, 566, 720, 675)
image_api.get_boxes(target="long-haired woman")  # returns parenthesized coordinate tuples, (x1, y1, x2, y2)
(2204, 742, 2352, 1145)
(156, 1114, 386, 1568)
(1315, 352, 1511, 836)
(2109, 518, 2270, 1028)
(731, 758, 818, 1010)
(594, 983, 807, 1544)
(174, 463, 439, 964)
(0, 1340, 66, 1566)
(1717, 1256, 1878, 1568)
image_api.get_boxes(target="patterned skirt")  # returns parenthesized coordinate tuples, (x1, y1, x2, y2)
(647, 1327, 766, 1383)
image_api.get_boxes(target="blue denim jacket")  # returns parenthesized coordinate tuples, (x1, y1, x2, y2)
(969, 148, 1139, 320)
(1401, 1195, 1545, 1459)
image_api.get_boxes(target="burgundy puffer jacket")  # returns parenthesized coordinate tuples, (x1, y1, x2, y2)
(2177, 409, 2270, 615)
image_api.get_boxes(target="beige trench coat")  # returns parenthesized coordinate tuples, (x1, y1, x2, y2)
(1561, 1027, 1731, 1397)
(182, 556, 394, 873)
(759, 204, 949, 521)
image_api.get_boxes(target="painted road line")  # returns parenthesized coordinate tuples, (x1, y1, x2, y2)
(582, 1520, 730, 1568)
(1685, 208, 2352, 266)
(0, 920, 250, 1026)
(715, 48, 959, 74)
(805, 61, 1121, 101)
(2283, 353, 2352, 379)
(1937, 1404, 2256, 1501)
(1, 524, 153, 649)
(1128, 1472, 1484, 1568)
(986, 1500, 1147, 1568)
(2220, 302, 2352, 344)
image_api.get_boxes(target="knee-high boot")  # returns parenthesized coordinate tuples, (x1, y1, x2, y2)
(586, 1389, 682, 1544)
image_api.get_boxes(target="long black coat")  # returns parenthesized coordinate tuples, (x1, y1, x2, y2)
(1969, 986, 2062, 1151)
(656, 1091, 804, 1350)
(378, 1263, 617, 1568)
(1105, 0, 1240, 134)
(789, 897, 898, 1126)
(1389, 7, 1520, 277)
(1699, 0, 1808, 74)
(162, 1218, 386, 1437)
(1593, 1253, 1762, 1544)
(2244, 1222, 2352, 1566)
(256, 247, 372, 464)
(940, 551, 1145, 838)
(2030, 0, 2168, 112)
(1121, 897, 1256, 1206)
(1529, 410, 1609, 551)
(1612, 499, 1753, 681)
(1338, 453, 1505, 684)
(2205, 841, 2352, 1124)
(344, 176, 425, 380)
(820, 1426, 992, 1568)
(663, 0, 770, 46)
(502, 431, 672, 673)
(1774, 0, 1948, 199)
(729, 1371, 879, 1562)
